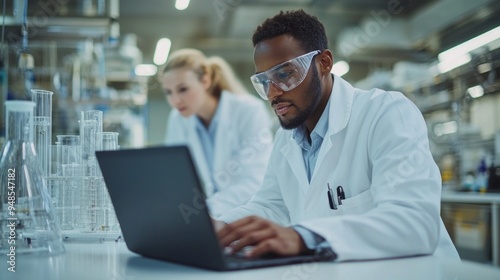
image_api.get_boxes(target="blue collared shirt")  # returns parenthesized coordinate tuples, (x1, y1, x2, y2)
(292, 97, 330, 182)
(291, 96, 334, 254)
(194, 105, 222, 192)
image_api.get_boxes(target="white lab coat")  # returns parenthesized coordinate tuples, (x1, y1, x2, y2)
(219, 75, 460, 261)
(165, 91, 273, 218)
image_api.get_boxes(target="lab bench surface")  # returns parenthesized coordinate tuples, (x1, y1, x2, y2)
(2, 242, 500, 280)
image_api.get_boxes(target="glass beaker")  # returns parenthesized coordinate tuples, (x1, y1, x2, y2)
(55, 135, 81, 176)
(0, 101, 64, 255)
(32, 89, 53, 178)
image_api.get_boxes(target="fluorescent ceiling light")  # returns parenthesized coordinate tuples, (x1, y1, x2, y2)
(467, 85, 484, 98)
(437, 26, 500, 73)
(175, 0, 190, 10)
(437, 53, 471, 74)
(438, 26, 500, 62)
(154, 38, 172, 65)
(331, 61, 350, 77)
(135, 64, 158, 76)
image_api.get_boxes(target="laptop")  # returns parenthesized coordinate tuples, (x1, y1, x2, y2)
(95, 146, 336, 271)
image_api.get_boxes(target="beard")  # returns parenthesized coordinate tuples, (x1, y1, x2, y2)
(278, 64, 322, 130)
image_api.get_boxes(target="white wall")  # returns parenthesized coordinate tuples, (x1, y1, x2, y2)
(470, 94, 500, 139)
(146, 87, 170, 146)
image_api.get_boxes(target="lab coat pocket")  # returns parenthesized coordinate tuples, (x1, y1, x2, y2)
(339, 189, 375, 215)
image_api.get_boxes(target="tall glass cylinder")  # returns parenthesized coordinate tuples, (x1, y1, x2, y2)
(80, 110, 102, 177)
(100, 132, 120, 232)
(32, 89, 53, 178)
(0, 101, 64, 255)
(79, 110, 102, 232)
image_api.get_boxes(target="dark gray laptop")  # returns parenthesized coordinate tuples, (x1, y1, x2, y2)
(96, 146, 336, 271)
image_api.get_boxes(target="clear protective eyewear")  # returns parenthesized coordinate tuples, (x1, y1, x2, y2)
(250, 50, 321, 100)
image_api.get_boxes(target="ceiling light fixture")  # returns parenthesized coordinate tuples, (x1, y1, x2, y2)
(437, 54, 471, 73)
(154, 38, 172, 65)
(437, 26, 500, 73)
(135, 64, 158, 77)
(175, 0, 190, 10)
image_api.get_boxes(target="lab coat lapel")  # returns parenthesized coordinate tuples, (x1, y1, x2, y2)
(281, 140, 310, 194)
(281, 75, 356, 195)
(187, 119, 215, 196)
(213, 92, 233, 184)
(311, 75, 354, 184)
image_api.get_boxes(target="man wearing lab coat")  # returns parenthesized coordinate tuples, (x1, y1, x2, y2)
(217, 10, 460, 261)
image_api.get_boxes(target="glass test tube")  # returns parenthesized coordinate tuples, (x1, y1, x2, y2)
(32, 89, 53, 178)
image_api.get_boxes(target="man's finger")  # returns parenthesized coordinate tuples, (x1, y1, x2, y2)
(218, 217, 263, 246)
(219, 218, 266, 247)
(217, 216, 254, 239)
(230, 227, 275, 253)
(246, 239, 283, 258)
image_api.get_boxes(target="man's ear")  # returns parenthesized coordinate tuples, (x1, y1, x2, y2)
(318, 50, 334, 76)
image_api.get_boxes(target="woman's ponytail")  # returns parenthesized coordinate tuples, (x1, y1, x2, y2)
(207, 56, 247, 96)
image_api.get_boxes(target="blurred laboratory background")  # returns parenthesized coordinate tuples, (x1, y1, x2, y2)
(1, 0, 500, 267)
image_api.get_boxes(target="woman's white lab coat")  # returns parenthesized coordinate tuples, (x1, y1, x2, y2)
(219, 75, 460, 261)
(165, 91, 273, 218)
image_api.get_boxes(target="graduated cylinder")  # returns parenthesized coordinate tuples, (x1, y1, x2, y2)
(32, 89, 53, 178)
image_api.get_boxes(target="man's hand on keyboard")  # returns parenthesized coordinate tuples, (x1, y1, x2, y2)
(217, 216, 308, 258)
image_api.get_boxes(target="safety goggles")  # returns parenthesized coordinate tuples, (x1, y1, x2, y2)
(250, 50, 321, 100)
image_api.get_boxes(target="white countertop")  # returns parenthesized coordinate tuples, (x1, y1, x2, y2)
(2, 242, 500, 280)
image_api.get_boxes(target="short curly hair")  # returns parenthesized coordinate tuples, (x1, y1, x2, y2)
(252, 10, 328, 52)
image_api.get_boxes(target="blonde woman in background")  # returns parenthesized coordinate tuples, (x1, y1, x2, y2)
(160, 49, 273, 218)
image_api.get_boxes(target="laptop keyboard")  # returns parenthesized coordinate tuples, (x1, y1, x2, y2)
(223, 246, 254, 258)
(223, 246, 285, 263)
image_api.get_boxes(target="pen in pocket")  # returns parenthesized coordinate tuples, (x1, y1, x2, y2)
(337, 186, 345, 205)
(327, 183, 337, 210)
